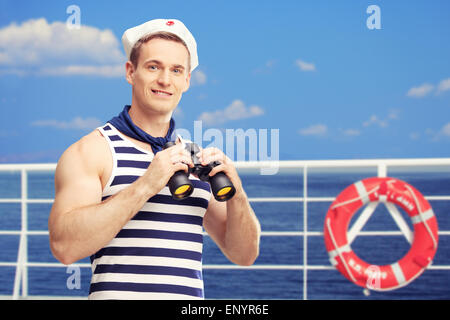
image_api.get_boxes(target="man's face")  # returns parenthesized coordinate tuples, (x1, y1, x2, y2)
(127, 38, 191, 115)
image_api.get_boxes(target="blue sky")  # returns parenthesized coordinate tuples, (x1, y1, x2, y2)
(0, 0, 449, 162)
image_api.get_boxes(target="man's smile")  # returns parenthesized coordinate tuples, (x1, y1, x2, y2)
(151, 89, 173, 97)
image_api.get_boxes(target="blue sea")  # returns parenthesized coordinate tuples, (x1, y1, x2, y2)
(0, 167, 449, 299)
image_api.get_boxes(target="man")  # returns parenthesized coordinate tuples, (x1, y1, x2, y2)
(48, 18, 261, 299)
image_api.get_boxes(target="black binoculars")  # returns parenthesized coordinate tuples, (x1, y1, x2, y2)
(163, 141, 236, 202)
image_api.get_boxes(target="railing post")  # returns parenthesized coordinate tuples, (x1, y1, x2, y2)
(12, 169, 28, 300)
(21, 168, 28, 298)
(378, 163, 387, 178)
(12, 241, 22, 299)
(303, 165, 308, 300)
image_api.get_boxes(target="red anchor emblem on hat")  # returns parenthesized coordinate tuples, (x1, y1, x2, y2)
(166, 21, 174, 26)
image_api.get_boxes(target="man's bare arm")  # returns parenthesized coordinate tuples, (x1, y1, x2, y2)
(204, 192, 261, 266)
(48, 131, 191, 265)
(201, 148, 261, 266)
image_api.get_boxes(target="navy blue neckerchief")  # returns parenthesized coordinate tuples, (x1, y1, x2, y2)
(108, 105, 175, 154)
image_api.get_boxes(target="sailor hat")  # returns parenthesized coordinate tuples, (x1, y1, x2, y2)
(122, 18, 198, 72)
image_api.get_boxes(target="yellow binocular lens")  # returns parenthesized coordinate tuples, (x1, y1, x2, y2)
(174, 184, 192, 196)
(216, 186, 232, 197)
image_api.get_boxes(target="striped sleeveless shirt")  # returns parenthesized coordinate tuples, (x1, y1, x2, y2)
(88, 123, 211, 300)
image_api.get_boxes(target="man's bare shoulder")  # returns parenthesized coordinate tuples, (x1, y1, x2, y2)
(56, 129, 109, 177)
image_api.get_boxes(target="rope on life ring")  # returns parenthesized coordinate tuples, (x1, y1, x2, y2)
(323, 177, 439, 291)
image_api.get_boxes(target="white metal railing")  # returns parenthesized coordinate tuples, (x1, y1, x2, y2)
(1, 158, 450, 300)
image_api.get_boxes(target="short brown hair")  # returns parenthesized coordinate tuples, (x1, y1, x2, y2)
(129, 31, 191, 71)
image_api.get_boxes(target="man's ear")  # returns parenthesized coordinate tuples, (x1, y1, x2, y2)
(183, 72, 191, 93)
(125, 61, 135, 85)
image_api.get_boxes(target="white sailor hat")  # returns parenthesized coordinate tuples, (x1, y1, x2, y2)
(122, 18, 198, 72)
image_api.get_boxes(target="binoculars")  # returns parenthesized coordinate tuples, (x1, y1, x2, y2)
(163, 141, 236, 202)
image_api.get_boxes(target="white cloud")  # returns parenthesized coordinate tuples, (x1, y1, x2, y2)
(31, 117, 102, 130)
(406, 78, 450, 97)
(295, 59, 316, 72)
(341, 128, 361, 137)
(411, 124, 450, 142)
(363, 115, 388, 128)
(387, 109, 400, 120)
(438, 122, 450, 138)
(298, 124, 327, 136)
(265, 60, 276, 68)
(363, 109, 400, 129)
(39, 65, 123, 77)
(0, 150, 62, 163)
(190, 70, 207, 86)
(253, 59, 277, 74)
(298, 109, 399, 140)
(198, 99, 264, 126)
(409, 132, 420, 140)
(406, 83, 434, 98)
(425, 128, 435, 136)
(437, 78, 450, 94)
(0, 18, 125, 77)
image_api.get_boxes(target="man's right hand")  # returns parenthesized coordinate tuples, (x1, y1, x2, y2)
(141, 142, 193, 196)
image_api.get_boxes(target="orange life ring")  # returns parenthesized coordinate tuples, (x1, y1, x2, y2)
(323, 177, 439, 291)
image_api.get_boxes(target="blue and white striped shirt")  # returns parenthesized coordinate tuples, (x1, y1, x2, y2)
(88, 123, 211, 300)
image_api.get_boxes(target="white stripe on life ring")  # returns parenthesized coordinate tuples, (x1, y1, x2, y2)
(327, 244, 351, 266)
(354, 181, 370, 204)
(391, 262, 406, 285)
(411, 208, 435, 225)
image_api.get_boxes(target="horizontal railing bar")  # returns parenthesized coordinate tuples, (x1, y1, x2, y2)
(235, 158, 450, 169)
(26, 262, 91, 268)
(1, 196, 449, 204)
(249, 197, 337, 202)
(2, 158, 450, 172)
(201, 265, 450, 270)
(0, 164, 57, 171)
(425, 196, 450, 201)
(260, 232, 304, 236)
(0, 199, 54, 204)
(0, 262, 90, 268)
(249, 196, 450, 202)
(203, 265, 304, 270)
(428, 266, 450, 270)
(28, 231, 48, 235)
(2, 230, 450, 236)
(249, 197, 303, 202)
(0, 295, 88, 300)
(0, 231, 49, 235)
(1, 262, 450, 271)
(0, 262, 16, 267)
